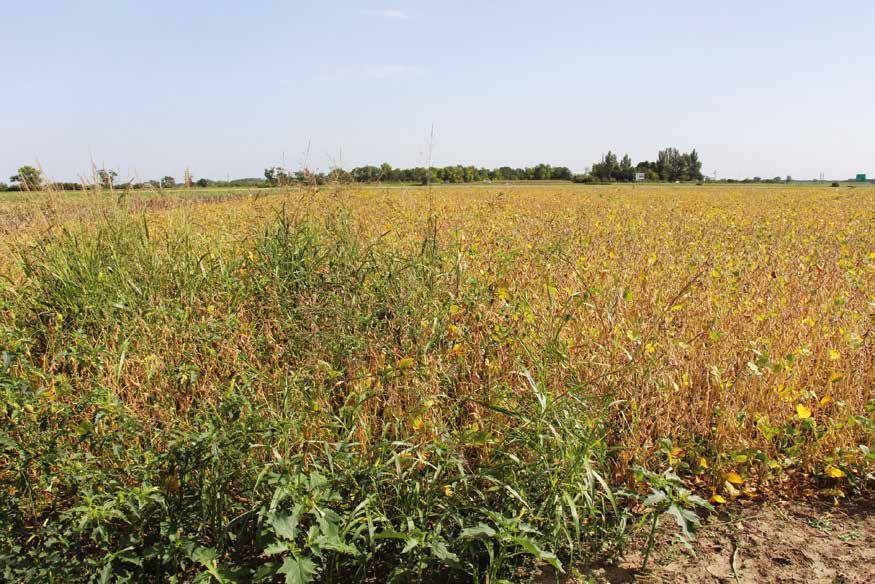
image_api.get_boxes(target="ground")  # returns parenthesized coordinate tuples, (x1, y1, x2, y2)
(580, 500, 874, 583)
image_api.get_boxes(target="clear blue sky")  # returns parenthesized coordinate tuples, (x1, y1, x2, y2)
(2, 1, 873, 182)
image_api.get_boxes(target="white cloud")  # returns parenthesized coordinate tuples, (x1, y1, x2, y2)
(315, 64, 425, 81)
(363, 9, 409, 20)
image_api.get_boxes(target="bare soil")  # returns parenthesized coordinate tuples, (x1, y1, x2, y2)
(580, 500, 874, 583)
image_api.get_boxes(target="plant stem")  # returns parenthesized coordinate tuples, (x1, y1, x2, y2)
(641, 511, 659, 571)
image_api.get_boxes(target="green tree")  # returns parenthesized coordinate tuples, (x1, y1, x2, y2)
(620, 154, 634, 181)
(96, 168, 118, 189)
(161, 176, 176, 189)
(685, 149, 703, 181)
(657, 148, 682, 181)
(532, 163, 552, 180)
(591, 151, 619, 181)
(327, 167, 351, 183)
(10, 165, 42, 191)
(265, 166, 295, 186)
(552, 166, 572, 180)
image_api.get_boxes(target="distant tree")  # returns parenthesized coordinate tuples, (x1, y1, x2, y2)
(528, 163, 548, 180)
(657, 148, 683, 181)
(10, 165, 42, 191)
(439, 165, 464, 183)
(605, 152, 619, 180)
(586, 148, 703, 183)
(264, 166, 295, 186)
(161, 176, 175, 189)
(258, 154, 706, 186)
(413, 167, 437, 185)
(685, 149, 703, 181)
(0, 182, 7, 192)
(53, 182, 83, 191)
(619, 154, 634, 181)
(351, 165, 381, 183)
(591, 151, 619, 181)
(196, 178, 210, 188)
(96, 168, 118, 189)
(552, 166, 572, 180)
(327, 167, 351, 183)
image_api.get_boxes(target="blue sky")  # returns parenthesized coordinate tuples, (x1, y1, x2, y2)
(2, 1, 873, 182)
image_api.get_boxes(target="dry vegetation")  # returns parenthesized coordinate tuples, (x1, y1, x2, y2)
(1, 183, 872, 581)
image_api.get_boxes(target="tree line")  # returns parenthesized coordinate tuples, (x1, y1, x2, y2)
(3, 149, 706, 191)
(583, 147, 703, 183)
(0, 166, 264, 192)
(264, 163, 574, 186)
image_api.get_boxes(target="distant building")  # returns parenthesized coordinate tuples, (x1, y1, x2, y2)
(635, 172, 646, 182)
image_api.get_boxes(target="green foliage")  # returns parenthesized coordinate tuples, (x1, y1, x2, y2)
(9, 165, 42, 190)
(634, 467, 714, 570)
(97, 168, 118, 189)
(0, 210, 635, 581)
(589, 148, 703, 182)
(265, 163, 574, 186)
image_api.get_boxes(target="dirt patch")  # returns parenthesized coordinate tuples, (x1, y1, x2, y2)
(579, 501, 874, 583)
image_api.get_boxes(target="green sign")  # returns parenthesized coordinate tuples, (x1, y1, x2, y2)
(856, 174, 867, 181)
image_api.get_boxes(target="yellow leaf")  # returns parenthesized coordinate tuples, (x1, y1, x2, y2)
(825, 465, 845, 479)
(724, 471, 744, 485)
(412, 416, 424, 431)
(669, 447, 684, 460)
(396, 357, 415, 370)
(796, 404, 812, 419)
(710, 494, 727, 504)
(819, 396, 833, 407)
(828, 349, 840, 361)
(443, 485, 454, 497)
(699, 457, 709, 469)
